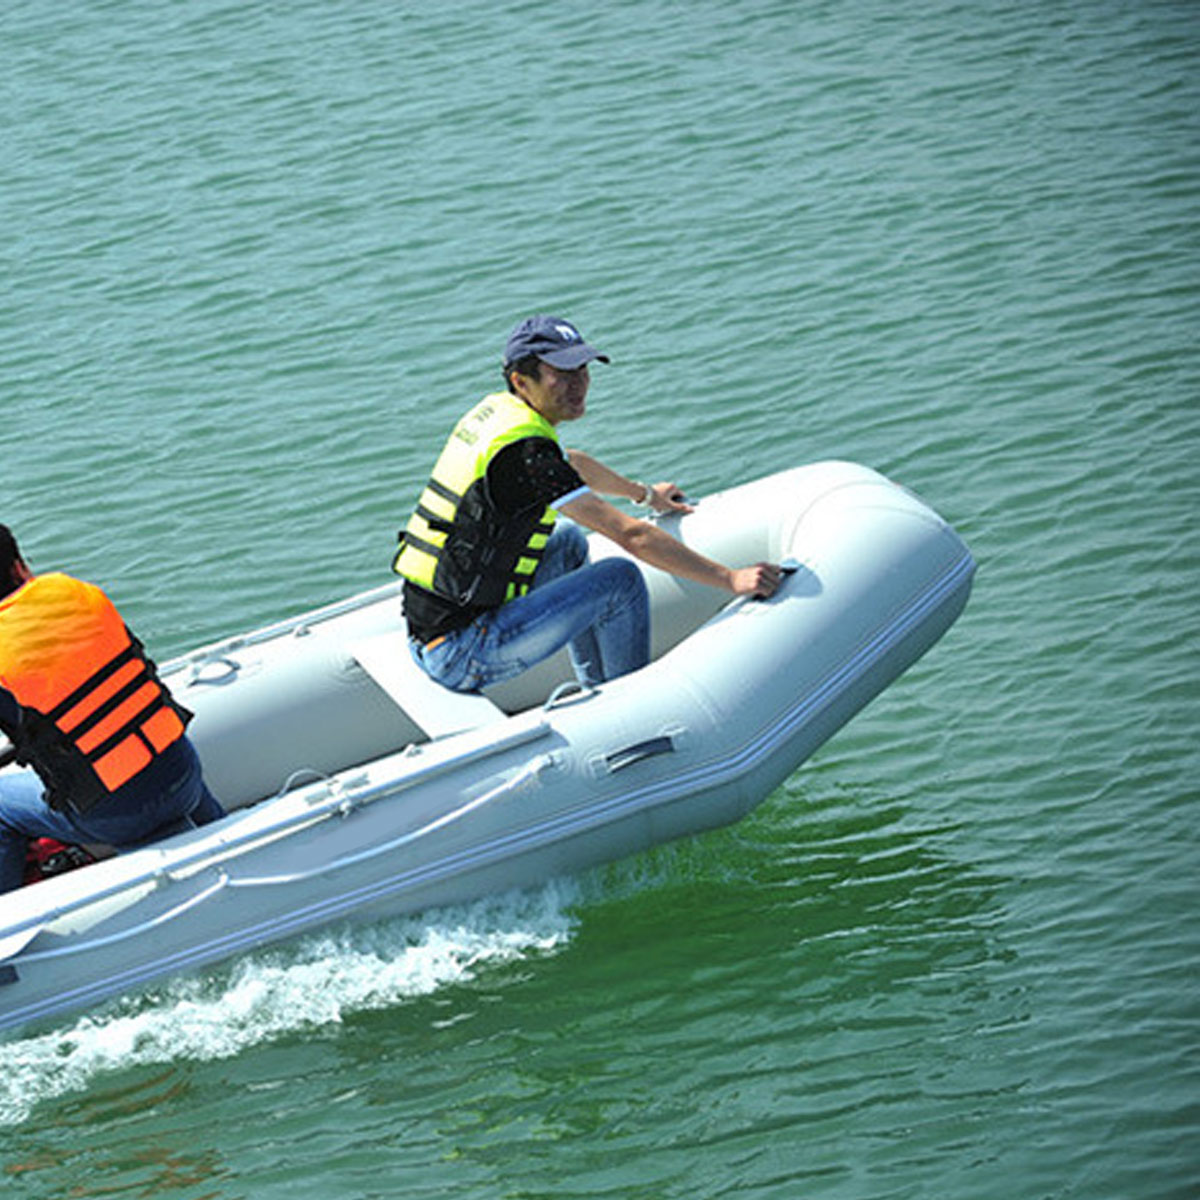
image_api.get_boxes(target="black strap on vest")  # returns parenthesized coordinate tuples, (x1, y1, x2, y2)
(45, 640, 141, 725)
(12, 630, 191, 814)
(413, 504, 454, 535)
(426, 477, 461, 505)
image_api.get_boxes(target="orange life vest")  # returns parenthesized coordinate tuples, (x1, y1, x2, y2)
(0, 573, 189, 814)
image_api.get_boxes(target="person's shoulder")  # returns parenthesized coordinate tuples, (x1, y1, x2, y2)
(28, 573, 115, 615)
(492, 435, 562, 472)
(17, 572, 85, 598)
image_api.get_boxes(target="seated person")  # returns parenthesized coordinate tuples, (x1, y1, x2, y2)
(0, 524, 223, 893)
(394, 314, 781, 693)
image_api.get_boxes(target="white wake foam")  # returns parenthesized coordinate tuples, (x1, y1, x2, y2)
(0, 879, 578, 1127)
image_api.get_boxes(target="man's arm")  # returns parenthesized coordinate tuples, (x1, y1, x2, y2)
(559, 492, 781, 598)
(564, 450, 693, 516)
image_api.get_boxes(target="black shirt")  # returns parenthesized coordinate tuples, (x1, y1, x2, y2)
(402, 436, 587, 642)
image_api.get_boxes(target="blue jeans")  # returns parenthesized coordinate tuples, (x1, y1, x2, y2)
(0, 736, 224, 893)
(412, 522, 650, 693)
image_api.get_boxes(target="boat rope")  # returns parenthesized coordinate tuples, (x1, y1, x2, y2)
(12, 873, 231, 964)
(228, 752, 560, 888)
(2, 754, 559, 966)
(0, 721, 551, 952)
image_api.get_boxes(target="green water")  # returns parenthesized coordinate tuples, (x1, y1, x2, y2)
(2, 1, 1198, 1196)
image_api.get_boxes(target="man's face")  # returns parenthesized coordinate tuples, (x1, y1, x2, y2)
(513, 361, 590, 425)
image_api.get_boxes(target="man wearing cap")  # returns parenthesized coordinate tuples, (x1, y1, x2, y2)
(392, 315, 781, 694)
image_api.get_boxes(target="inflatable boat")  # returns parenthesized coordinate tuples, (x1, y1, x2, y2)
(0, 461, 974, 1035)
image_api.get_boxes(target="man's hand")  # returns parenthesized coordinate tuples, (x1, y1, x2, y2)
(647, 482, 694, 515)
(729, 563, 783, 598)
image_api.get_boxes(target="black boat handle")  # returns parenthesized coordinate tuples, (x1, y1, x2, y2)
(605, 734, 676, 773)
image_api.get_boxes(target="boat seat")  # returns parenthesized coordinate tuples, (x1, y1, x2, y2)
(348, 632, 506, 740)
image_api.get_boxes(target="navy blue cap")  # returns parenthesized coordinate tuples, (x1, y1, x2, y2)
(503, 315, 610, 371)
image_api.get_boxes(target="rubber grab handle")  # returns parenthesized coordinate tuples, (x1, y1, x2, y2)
(605, 734, 676, 773)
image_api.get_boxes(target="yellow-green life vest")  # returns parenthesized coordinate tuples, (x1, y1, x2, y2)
(393, 392, 560, 608)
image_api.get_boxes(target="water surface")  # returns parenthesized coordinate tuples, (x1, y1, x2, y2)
(2, 2, 1198, 1197)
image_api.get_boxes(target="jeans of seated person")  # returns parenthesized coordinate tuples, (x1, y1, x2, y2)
(411, 521, 650, 693)
(0, 736, 224, 893)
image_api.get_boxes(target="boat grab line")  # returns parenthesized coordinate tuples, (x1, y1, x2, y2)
(13, 874, 230, 964)
(0, 721, 551, 948)
(227, 753, 560, 889)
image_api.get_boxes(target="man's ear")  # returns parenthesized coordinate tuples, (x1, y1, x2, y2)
(508, 370, 531, 400)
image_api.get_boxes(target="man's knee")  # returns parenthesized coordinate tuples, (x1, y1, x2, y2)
(594, 557, 646, 601)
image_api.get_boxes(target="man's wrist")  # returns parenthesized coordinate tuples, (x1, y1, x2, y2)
(632, 480, 653, 507)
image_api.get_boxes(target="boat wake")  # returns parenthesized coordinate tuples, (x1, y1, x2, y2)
(0, 879, 579, 1127)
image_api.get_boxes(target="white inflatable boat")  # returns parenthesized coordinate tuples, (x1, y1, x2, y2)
(0, 462, 974, 1035)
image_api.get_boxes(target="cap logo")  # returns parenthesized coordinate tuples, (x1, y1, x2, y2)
(554, 323, 581, 342)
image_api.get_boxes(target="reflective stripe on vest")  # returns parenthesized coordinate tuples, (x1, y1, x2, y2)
(393, 392, 559, 607)
(0, 573, 187, 799)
